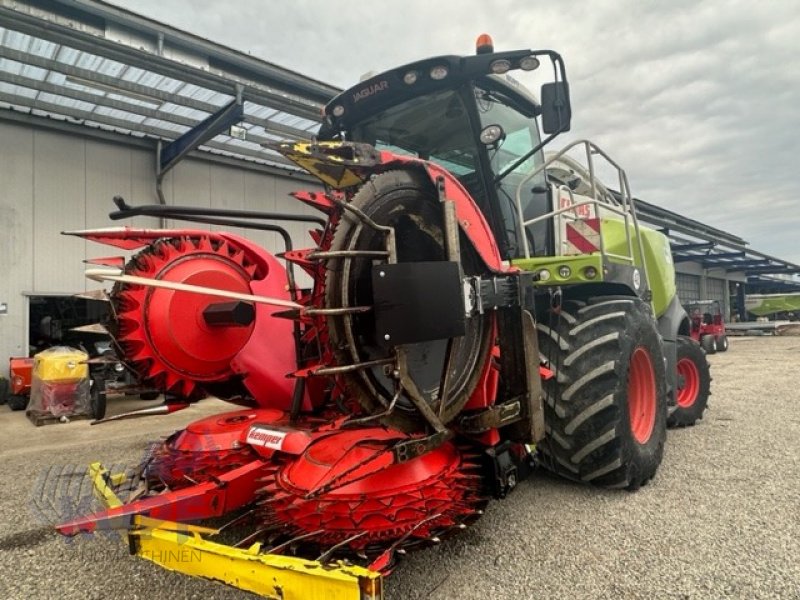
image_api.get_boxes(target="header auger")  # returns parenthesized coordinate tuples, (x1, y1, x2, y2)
(56, 35, 710, 598)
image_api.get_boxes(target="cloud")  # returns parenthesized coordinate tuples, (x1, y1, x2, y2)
(110, 0, 800, 264)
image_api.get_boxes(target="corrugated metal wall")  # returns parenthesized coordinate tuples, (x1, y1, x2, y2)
(676, 273, 701, 303)
(706, 277, 728, 318)
(0, 120, 320, 364)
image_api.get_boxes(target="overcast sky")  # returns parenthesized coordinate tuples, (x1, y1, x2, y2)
(110, 0, 800, 266)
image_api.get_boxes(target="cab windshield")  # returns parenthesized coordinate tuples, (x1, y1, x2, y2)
(347, 82, 550, 258)
(349, 89, 478, 177)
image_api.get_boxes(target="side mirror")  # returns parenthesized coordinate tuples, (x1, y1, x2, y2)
(541, 81, 571, 134)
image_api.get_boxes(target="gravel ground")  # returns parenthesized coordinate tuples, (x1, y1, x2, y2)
(0, 336, 798, 599)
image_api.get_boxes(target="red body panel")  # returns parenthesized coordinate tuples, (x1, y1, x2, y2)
(78, 228, 299, 408)
(9, 357, 33, 395)
(376, 151, 506, 273)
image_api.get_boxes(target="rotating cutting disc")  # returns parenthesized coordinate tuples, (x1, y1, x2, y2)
(256, 427, 484, 551)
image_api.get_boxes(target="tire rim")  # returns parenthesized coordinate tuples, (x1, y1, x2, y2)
(628, 346, 657, 444)
(676, 357, 700, 408)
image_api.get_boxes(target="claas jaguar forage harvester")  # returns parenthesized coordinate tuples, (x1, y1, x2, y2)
(56, 36, 710, 598)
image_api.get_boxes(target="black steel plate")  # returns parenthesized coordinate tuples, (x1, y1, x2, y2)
(371, 261, 465, 347)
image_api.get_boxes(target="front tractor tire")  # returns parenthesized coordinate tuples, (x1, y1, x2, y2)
(667, 335, 711, 427)
(537, 297, 668, 490)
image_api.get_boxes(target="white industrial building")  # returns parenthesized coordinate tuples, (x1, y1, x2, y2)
(1, 0, 798, 369)
(0, 0, 336, 365)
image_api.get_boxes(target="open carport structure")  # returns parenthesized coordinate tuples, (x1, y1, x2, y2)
(0, 0, 341, 365)
(1, 0, 799, 365)
(635, 199, 800, 320)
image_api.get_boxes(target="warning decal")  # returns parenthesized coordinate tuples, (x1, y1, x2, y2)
(565, 218, 601, 255)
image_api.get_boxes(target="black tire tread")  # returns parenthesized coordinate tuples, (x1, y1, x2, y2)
(701, 334, 717, 354)
(90, 375, 107, 420)
(8, 394, 28, 411)
(538, 297, 668, 490)
(667, 336, 711, 428)
(715, 334, 729, 352)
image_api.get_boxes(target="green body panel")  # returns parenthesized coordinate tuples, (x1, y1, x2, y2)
(511, 216, 677, 318)
(512, 254, 604, 285)
(601, 217, 676, 317)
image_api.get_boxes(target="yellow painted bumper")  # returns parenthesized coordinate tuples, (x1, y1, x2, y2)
(88, 462, 383, 600)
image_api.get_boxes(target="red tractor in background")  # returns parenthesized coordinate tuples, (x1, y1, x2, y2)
(685, 300, 728, 353)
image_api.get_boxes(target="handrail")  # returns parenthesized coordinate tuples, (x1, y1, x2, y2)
(512, 140, 650, 294)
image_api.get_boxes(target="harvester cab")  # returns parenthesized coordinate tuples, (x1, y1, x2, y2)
(316, 35, 573, 265)
(54, 36, 712, 599)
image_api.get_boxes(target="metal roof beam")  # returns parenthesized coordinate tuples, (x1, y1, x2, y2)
(673, 254, 707, 264)
(0, 86, 297, 168)
(672, 243, 716, 253)
(0, 90, 296, 169)
(725, 261, 774, 272)
(706, 263, 762, 271)
(700, 252, 747, 262)
(635, 198, 747, 246)
(51, 0, 340, 102)
(0, 6, 324, 121)
(0, 70, 205, 129)
(671, 242, 716, 252)
(0, 46, 313, 140)
(159, 98, 244, 176)
(746, 277, 800, 292)
(744, 267, 800, 275)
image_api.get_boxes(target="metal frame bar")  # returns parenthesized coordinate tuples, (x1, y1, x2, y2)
(158, 97, 244, 176)
(695, 251, 747, 262)
(0, 46, 315, 140)
(671, 242, 716, 252)
(513, 140, 650, 298)
(742, 266, 800, 275)
(0, 69, 307, 143)
(0, 4, 329, 120)
(0, 90, 296, 169)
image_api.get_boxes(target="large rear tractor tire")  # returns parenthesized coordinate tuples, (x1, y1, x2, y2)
(0, 378, 8, 405)
(667, 335, 711, 427)
(537, 297, 668, 490)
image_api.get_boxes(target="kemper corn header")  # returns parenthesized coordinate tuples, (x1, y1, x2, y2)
(57, 36, 711, 598)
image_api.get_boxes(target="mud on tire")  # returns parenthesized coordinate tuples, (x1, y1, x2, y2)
(667, 335, 711, 427)
(537, 297, 668, 490)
